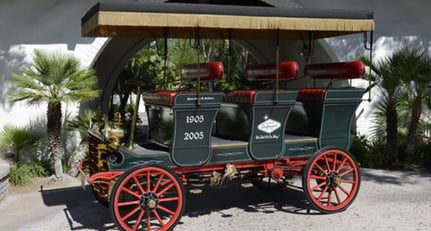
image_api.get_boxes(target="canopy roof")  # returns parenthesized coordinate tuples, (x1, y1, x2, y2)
(82, 0, 374, 40)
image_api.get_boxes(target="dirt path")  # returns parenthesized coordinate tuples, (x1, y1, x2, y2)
(0, 168, 430, 231)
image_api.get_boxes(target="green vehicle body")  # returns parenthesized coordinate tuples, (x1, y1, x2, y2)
(89, 88, 363, 171)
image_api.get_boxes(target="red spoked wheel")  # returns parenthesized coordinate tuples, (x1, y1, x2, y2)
(110, 164, 185, 231)
(302, 148, 360, 213)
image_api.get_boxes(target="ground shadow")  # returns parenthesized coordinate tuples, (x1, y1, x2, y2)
(40, 180, 318, 230)
(40, 185, 115, 230)
(182, 181, 316, 219)
(360, 168, 431, 185)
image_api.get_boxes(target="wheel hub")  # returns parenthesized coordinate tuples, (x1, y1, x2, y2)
(140, 192, 159, 211)
(326, 172, 341, 189)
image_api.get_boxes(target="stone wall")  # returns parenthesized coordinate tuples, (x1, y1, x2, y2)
(0, 159, 9, 201)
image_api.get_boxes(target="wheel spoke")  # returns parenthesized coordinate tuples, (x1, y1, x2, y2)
(339, 168, 354, 177)
(334, 188, 342, 204)
(332, 152, 337, 171)
(156, 182, 174, 197)
(133, 175, 146, 194)
(147, 212, 151, 231)
(159, 197, 180, 202)
(324, 155, 331, 171)
(121, 187, 141, 198)
(147, 170, 151, 192)
(132, 211, 144, 231)
(341, 179, 356, 184)
(314, 162, 328, 175)
(311, 181, 326, 191)
(118, 200, 140, 207)
(338, 184, 351, 196)
(327, 188, 332, 206)
(153, 210, 165, 227)
(157, 204, 176, 215)
(336, 158, 348, 172)
(121, 206, 141, 222)
(152, 173, 165, 193)
(317, 186, 329, 202)
(310, 175, 326, 180)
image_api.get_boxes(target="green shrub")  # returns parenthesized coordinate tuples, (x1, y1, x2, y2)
(350, 135, 384, 168)
(350, 135, 371, 166)
(9, 160, 52, 186)
(367, 139, 385, 168)
(9, 166, 33, 186)
(26, 159, 51, 177)
(414, 140, 431, 171)
(0, 124, 41, 164)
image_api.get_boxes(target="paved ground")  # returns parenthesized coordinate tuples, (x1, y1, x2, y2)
(0, 168, 430, 231)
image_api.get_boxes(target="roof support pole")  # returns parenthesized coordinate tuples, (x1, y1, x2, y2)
(364, 31, 374, 102)
(163, 27, 168, 90)
(274, 29, 280, 103)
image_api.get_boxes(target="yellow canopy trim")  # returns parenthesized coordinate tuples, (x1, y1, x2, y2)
(82, 11, 375, 40)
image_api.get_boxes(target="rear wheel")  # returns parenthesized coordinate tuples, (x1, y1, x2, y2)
(110, 164, 185, 231)
(302, 148, 360, 213)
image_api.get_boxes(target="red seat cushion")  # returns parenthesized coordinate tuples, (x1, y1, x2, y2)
(297, 89, 327, 102)
(143, 91, 206, 106)
(142, 91, 178, 106)
(304, 61, 365, 79)
(246, 61, 299, 81)
(181, 61, 224, 82)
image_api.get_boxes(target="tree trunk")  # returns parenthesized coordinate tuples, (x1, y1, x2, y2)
(383, 100, 398, 169)
(47, 101, 64, 178)
(67, 139, 89, 177)
(404, 95, 422, 169)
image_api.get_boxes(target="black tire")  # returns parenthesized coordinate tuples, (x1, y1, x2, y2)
(302, 147, 361, 213)
(110, 164, 185, 231)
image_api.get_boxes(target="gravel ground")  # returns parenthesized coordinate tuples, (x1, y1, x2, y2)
(0, 168, 430, 231)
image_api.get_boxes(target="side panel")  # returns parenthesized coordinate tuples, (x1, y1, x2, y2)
(249, 106, 291, 159)
(319, 88, 364, 150)
(171, 108, 219, 166)
(170, 92, 224, 166)
(319, 104, 358, 149)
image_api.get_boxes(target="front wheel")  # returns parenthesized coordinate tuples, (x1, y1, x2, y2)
(110, 164, 185, 231)
(302, 148, 360, 213)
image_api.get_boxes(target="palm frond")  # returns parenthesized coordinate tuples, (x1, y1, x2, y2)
(8, 49, 100, 105)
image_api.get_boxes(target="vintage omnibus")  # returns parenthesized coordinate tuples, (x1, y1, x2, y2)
(79, 1, 374, 230)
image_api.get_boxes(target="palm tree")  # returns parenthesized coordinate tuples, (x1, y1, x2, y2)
(394, 47, 431, 169)
(9, 49, 100, 178)
(65, 109, 98, 176)
(362, 55, 403, 168)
